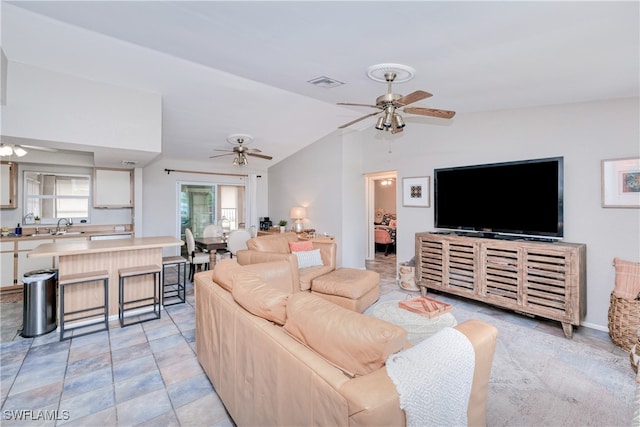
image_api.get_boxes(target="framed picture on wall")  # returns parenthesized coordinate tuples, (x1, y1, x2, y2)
(402, 176, 430, 207)
(602, 157, 640, 208)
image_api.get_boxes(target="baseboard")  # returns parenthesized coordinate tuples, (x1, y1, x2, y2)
(580, 321, 609, 333)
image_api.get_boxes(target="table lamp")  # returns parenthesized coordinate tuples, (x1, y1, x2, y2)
(290, 207, 307, 233)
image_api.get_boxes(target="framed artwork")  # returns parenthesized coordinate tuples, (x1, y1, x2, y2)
(602, 157, 640, 208)
(402, 176, 430, 207)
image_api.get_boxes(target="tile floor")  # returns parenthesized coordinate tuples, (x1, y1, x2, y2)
(0, 252, 617, 426)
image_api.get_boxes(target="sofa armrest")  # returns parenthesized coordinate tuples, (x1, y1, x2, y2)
(455, 319, 498, 427)
(338, 319, 497, 427)
(311, 241, 337, 270)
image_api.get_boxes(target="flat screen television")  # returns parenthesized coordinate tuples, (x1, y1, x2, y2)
(434, 157, 564, 239)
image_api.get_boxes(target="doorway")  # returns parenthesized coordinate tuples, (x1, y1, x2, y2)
(364, 171, 397, 260)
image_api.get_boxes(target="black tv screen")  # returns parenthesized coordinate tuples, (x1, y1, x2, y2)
(434, 157, 564, 239)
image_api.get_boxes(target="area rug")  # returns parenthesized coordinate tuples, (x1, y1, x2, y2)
(374, 291, 638, 426)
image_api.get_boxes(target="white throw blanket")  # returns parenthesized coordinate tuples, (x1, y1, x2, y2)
(386, 327, 475, 427)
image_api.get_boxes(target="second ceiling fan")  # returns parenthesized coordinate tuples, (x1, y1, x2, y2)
(210, 134, 272, 166)
(338, 70, 456, 134)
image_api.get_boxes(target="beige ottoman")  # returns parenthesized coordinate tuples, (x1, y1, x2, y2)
(311, 268, 380, 313)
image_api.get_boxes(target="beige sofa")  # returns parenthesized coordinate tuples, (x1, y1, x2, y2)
(195, 260, 498, 426)
(236, 232, 336, 291)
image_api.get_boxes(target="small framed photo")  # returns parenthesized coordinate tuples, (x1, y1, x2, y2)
(402, 176, 430, 207)
(602, 157, 640, 208)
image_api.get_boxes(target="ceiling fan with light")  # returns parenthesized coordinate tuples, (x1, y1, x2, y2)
(338, 64, 456, 134)
(209, 134, 273, 166)
(0, 143, 58, 158)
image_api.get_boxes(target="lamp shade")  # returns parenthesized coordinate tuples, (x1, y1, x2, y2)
(290, 207, 307, 219)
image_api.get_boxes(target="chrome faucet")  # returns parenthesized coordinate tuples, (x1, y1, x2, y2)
(23, 213, 34, 224)
(56, 218, 72, 234)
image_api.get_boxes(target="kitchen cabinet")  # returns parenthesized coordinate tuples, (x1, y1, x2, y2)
(1, 161, 17, 208)
(93, 168, 133, 208)
(1, 241, 16, 286)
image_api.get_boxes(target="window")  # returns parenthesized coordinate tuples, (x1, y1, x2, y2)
(24, 172, 90, 223)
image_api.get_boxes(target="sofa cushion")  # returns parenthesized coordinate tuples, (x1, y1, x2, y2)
(284, 293, 407, 376)
(294, 248, 324, 269)
(232, 270, 289, 325)
(247, 232, 299, 254)
(211, 258, 242, 291)
(289, 240, 314, 252)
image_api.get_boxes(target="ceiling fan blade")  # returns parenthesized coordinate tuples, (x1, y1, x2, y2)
(246, 148, 263, 153)
(214, 148, 235, 153)
(338, 111, 382, 129)
(247, 153, 272, 160)
(209, 153, 235, 158)
(395, 90, 432, 107)
(337, 102, 380, 109)
(19, 144, 59, 153)
(403, 107, 456, 119)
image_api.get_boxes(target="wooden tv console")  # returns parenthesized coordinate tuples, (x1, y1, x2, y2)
(415, 232, 586, 338)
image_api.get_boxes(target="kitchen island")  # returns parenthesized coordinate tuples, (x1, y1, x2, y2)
(28, 236, 183, 318)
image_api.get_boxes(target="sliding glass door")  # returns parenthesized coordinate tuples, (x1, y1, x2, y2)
(177, 182, 246, 241)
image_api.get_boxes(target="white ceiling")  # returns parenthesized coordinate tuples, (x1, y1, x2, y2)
(2, 1, 639, 168)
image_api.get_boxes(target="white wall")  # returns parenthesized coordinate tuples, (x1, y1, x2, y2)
(1, 62, 161, 156)
(374, 181, 397, 214)
(141, 156, 269, 255)
(269, 97, 640, 329)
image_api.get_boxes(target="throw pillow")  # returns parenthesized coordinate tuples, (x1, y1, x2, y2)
(289, 240, 314, 252)
(294, 248, 323, 269)
(613, 257, 640, 300)
(232, 270, 289, 325)
(284, 293, 407, 377)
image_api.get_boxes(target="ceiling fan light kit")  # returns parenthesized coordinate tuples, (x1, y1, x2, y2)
(339, 63, 456, 133)
(210, 133, 273, 166)
(0, 144, 28, 157)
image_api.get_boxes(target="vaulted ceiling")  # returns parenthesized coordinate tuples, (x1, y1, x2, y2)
(2, 1, 638, 168)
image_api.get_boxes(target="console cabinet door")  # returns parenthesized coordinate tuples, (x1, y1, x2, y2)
(1, 161, 17, 208)
(93, 168, 133, 208)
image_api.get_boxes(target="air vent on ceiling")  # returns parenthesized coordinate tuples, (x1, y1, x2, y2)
(307, 76, 344, 88)
(122, 160, 137, 166)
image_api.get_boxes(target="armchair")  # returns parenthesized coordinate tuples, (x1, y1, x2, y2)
(374, 213, 396, 255)
(236, 232, 336, 292)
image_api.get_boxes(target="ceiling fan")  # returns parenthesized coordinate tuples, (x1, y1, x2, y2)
(209, 134, 273, 166)
(337, 71, 456, 134)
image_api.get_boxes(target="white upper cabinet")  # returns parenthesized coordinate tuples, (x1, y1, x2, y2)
(93, 168, 133, 208)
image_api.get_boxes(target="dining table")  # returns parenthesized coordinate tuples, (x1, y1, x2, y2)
(194, 236, 227, 266)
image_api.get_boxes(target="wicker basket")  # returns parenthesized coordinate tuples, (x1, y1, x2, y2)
(630, 338, 640, 374)
(608, 291, 640, 351)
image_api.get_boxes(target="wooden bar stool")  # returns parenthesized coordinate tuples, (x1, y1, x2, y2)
(59, 270, 109, 341)
(162, 256, 187, 306)
(118, 265, 161, 327)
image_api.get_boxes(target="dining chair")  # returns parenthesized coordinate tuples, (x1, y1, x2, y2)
(185, 227, 210, 280)
(225, 229, 252, 258)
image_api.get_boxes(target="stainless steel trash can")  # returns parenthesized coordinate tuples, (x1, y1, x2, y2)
(22, 269, 58, 338)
